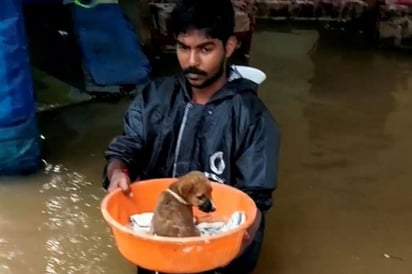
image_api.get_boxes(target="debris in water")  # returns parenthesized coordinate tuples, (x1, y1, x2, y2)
(384, 253, 403, 261)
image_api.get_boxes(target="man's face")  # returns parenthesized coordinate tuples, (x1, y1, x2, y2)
(176, 29, 234, 89)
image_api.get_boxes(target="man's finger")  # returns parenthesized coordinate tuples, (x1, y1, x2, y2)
(119, 180, 133, 197)
(107, 184, 117, 193)
(243, 231, 250, 242)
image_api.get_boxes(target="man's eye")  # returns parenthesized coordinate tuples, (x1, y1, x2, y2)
(177, 44, 189, 51)
(201, 47, 212, 53)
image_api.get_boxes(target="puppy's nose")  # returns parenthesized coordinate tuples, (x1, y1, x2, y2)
(210, 199, 216, 212)
(199, 199, 216, 213)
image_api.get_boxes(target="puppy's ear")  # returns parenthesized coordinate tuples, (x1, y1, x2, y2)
(178, 182, 194, 197)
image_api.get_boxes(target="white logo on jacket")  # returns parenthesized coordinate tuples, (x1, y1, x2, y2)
(204, 151, 225, 183)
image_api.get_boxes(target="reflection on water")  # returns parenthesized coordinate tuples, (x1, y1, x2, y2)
(0, 238, 23, 274)
(40, 162, 112, 274)
(0, 160, 123, 274)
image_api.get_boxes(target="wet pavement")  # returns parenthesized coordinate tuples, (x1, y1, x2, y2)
(1, 27, 412, 274)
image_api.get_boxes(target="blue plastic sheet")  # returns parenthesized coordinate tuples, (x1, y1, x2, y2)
(71, 4, 151, 86)
(0, 115, 41, 175)
(0, 1, 36, 126)
(0, 0, 41, 175)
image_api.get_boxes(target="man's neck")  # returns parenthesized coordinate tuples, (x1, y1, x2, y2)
(191, 72, 227, 105)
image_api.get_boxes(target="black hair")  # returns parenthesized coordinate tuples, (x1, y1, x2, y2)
(169, 0, 235, 43)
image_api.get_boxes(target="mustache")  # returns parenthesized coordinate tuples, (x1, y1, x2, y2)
(183, 67, 207, 76)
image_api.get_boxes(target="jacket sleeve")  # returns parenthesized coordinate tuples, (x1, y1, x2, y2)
(234, 111, 281, 212)
(102, 91, 146, 188)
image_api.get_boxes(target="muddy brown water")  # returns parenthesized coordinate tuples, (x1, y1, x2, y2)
(1, 29, 412, 274)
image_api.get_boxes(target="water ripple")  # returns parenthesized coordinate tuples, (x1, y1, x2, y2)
(39, 162, 112, 274)
(0, 238, 24, 274)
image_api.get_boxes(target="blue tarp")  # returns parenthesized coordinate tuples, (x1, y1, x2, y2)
(0, 0, 41, 175)
(71, 4, 151, 86)
(0, 115, 41, 175)
(0, 1, 36, 126)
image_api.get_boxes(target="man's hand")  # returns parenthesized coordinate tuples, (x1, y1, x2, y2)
(238, 209, 262, 256)
(108, 169, 132, 196)
(242, 230, 251, 243)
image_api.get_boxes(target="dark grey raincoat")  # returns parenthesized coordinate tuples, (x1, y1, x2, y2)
(103, 68, 281, 213)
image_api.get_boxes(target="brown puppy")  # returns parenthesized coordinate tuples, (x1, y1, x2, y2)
(151, 171, 216, 237)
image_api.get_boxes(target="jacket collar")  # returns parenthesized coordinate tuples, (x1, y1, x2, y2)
(177, 66, 258, 104)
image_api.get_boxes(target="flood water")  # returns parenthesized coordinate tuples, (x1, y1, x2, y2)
(1, 28, 412, 274)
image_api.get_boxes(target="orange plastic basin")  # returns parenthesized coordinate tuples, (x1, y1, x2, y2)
(100, 178, 257, 273)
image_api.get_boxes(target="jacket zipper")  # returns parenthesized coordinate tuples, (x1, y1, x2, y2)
(172, 103, 191, 177)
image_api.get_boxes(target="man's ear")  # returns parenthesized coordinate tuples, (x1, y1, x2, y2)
(225, 35, 238, 58)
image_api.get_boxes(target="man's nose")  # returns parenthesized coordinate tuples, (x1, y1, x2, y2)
(188, 50, 200, 67)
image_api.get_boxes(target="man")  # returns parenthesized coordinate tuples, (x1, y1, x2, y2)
(103, 0, 281, 273)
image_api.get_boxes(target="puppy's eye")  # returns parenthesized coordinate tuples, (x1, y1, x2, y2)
(196, 194, 205, 199)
